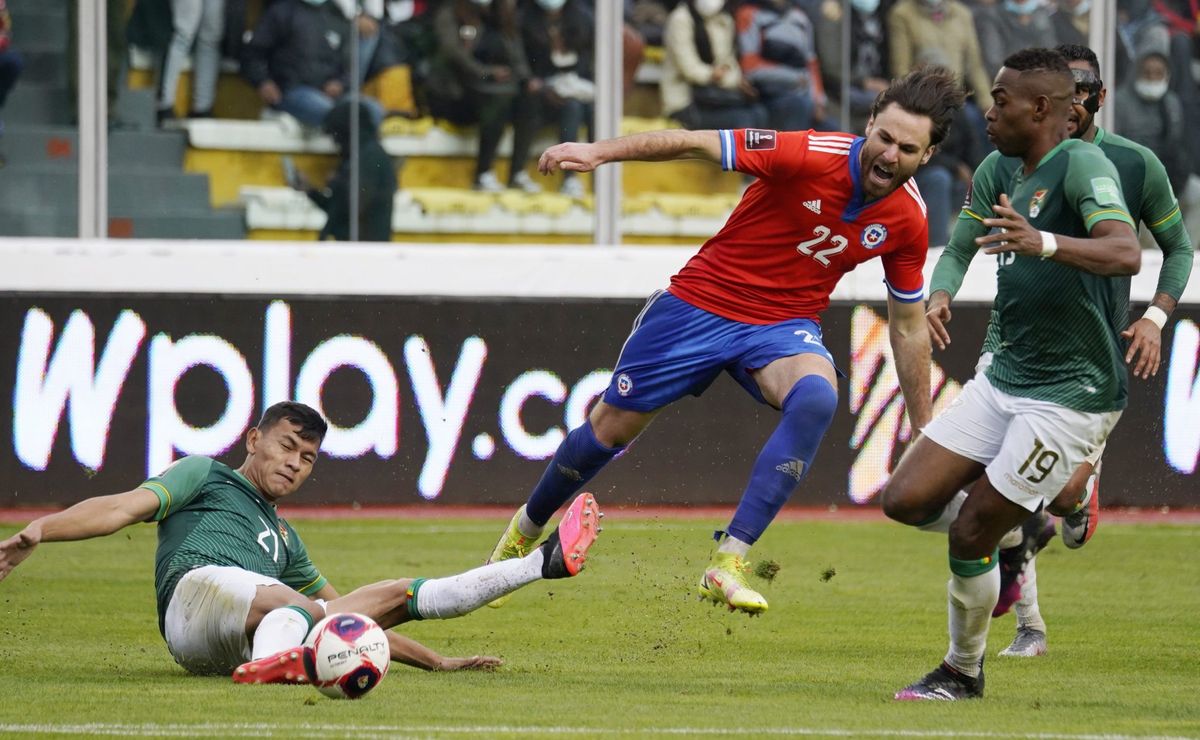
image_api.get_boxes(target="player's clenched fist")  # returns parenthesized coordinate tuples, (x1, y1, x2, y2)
(539, 142, 602, 175)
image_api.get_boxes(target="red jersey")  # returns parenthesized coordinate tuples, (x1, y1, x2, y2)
(668, 129, 929, 324)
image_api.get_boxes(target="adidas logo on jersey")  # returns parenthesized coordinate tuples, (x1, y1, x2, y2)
(803, 199, 821, 214)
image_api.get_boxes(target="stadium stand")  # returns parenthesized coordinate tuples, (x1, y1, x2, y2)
(0, 0, 242, 238)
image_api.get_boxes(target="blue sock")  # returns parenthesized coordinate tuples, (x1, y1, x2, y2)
(526, 422, 623, 526)
(726, 375, 838, 545)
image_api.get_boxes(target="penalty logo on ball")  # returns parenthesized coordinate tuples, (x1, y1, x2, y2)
(304, 613, 390, 700)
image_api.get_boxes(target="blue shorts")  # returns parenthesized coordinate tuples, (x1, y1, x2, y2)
(602, 290, 838, 411)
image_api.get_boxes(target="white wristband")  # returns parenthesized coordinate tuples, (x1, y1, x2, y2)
(1143, 306, 1168, 330)
(1039, 231, 1058, 258)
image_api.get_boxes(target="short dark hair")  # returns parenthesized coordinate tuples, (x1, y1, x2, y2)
(257, 401, 328, 443)
(1056, 43, 1101, 76)
(1002, 47, 1073, 80)
(869, 65, 967, 147)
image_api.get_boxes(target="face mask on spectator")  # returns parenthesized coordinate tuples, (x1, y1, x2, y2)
(852, 0, 880, 13)
(694, 0, 724, 17)
(536, 0, 567, 10)
(1003, 0, 1042, 14)
(1071, 0, 1091, 15)
(1134, 78, 1169, 101)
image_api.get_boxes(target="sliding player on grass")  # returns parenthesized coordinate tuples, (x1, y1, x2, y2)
(882, 48, 1141, 700)
(485, 67, 966, 615)
(0, 402, 602, 683)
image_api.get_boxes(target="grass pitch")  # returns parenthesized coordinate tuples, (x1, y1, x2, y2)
(0, 515, 1197, 739)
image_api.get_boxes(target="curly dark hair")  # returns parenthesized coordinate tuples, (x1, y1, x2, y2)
(869, 65, 967, 147)
(1002, 47, 1072, 80)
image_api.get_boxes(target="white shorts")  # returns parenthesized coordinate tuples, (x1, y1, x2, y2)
(163, 565, 286, 675)
(924, 370, 1121, 512)
(975, 352, 1107, 468)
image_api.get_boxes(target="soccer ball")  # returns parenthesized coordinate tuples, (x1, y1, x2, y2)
(303, 612, 390, 699)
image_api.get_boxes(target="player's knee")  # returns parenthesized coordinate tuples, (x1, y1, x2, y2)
(948, 512, 990, 556)
(781, 375, 838, 431)
(880, 474, 927, 525)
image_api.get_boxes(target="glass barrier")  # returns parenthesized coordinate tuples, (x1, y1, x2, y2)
(29, 0, 1200, 249)
(101, 0, 604, 244)
(0, 0, 78, 238)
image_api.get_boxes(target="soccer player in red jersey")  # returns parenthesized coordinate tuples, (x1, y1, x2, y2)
(485, 67, 966, 614)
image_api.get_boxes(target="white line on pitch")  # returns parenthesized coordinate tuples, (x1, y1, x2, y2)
(0, 723, 1194, 739)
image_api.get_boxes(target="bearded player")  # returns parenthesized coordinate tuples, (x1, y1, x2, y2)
(483, 67, 967, 614)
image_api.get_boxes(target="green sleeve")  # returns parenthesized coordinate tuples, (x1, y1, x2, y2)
(140, 456, 214, 521)
(1065, 148, 1136, 232)
(278, 522, 328, 596)
(1139, 150, 1194, 300)
(929, 153, 1000, 298)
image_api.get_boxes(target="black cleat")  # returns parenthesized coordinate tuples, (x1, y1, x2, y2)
(895, 661, 984, 701)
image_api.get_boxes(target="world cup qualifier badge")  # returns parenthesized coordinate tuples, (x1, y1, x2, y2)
(744, 129, 777, 151)
(861, 223, 888, 249)
(1029, 188, 1048, 218)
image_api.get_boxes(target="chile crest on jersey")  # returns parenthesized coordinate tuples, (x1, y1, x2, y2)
(860, 223, 888, 249)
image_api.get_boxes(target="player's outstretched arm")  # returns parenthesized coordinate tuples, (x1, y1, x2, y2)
(888, 295, 933, 431)
(386, 630, 502, 672)
(977, 194, 1141, 276)
(0, 488, 159, 582)
(538, 130, 721, 175)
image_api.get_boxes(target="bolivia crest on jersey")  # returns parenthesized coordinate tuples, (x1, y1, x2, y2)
(1029, 188, 1048, 218)
(861, 223, 888, 249)
(278, 523, 290, 546)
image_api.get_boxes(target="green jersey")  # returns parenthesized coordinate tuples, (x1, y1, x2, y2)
(930, 138, 1136, 412)
(142, 456, 327, 635)
(975, 128, 1195, 355)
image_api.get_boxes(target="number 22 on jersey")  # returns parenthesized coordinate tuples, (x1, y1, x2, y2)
(796, 226, 848, 267)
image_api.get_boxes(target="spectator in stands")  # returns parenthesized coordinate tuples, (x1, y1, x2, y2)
(0, 0, 22, 142)
(241, 0, 389, 128)
(1115, 47, 1191, 193)
(292, 98, 397, 242)
(628, 0, 671, 46)
(913, 100, 979, 246)
(157, 0, 226, 125)
(1152, 0, 1200, 182)
(514, 0, 596, 199)
(974, 0, 1059, 80)
(735, 0, 836, 132)
(815, 0, 889, 133)
(662, 0, 767, 134)
(425, 0, 541, 193)
(1048, 0, 1090, 47)
(888, 0, 991, 150)
(1115, 0, 1171, 86)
